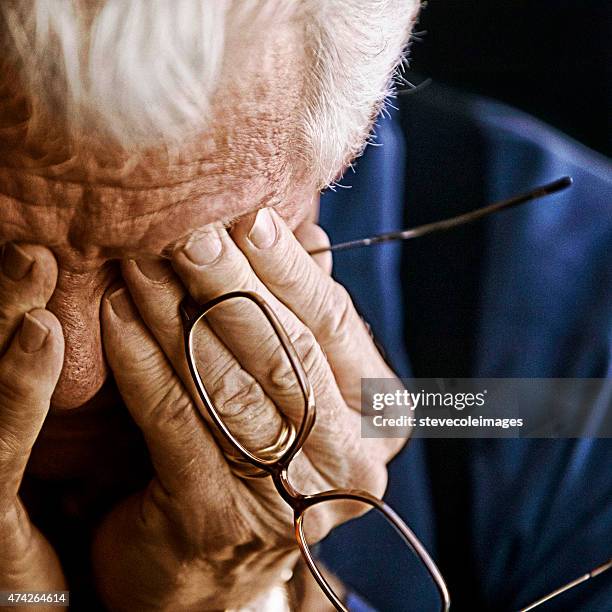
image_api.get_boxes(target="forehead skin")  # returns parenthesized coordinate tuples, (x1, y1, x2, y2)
(0, 24, 314, 272)
(0, 21, 320, 410)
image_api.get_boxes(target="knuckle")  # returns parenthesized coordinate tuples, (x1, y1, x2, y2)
(205, 353, 245, 396)
(269, 329, 322, 396)
(0, 501, 32, 557)
(0, 362, 41, 406)
(206, 351, 241, 384)
(297, 331, 329, 388)
(269, 249, 308, 292)
(216, 378, 268, 421)
(119, 345, 171, 396)
(146, 382, 193, 435)
(0, 423, 24, 467)
(316, 282, 355, 348)
(325, 428, 389, 495)
(342, 442, 389, 495)
(204, 356, 268, 421)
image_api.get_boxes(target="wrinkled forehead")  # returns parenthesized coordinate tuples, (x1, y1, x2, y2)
(0, 41, 311, 264)
(0, 120, 312, 266)
(0, 164, 306, 264)
(0, 1, 418, 265)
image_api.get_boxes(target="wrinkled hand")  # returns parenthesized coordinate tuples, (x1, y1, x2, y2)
(0, 244, 65, 606)
(93, 209, 405, 610)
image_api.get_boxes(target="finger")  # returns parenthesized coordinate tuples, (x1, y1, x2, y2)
(101, 285, 233, 499)
(0, 309, 63, 500)
(120, 260, 286, 454)
(171, 225, 339, 429)
(119, 259, 190, 378)
(232, 208, 395, 406)
(293, 221, 332, 274)
(0, 243, 58, 356)
(170, 226, 376, 489)
(234, 210, 405, 462)
(122, 259, 344, 496)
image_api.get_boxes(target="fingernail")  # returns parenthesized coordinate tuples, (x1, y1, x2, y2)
(182, 230, 222, 265)
(2, 243, 34, 281)
(108, 287, 136, 322)
(133, 258, 171, 282)
(248, 208, 277, 249)
(20, 312, 50, 353)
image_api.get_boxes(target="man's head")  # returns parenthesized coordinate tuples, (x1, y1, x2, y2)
(0, 0, 418, 409)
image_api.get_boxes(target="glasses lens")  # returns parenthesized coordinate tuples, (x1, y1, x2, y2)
(300, 499, 444, 611)
(190, 295, 306, 464)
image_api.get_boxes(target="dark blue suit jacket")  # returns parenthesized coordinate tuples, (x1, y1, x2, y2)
(318, 83, 612, 611)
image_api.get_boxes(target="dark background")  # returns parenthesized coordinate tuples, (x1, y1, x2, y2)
(406, 0, 611, 157)
(394, 5, 610, 605)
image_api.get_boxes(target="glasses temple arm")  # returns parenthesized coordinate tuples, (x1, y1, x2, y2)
(309, 176, 573, 255)
(518, 557, 612, 612)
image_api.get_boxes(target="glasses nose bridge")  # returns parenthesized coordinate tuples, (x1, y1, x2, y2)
(271, 467, 308, 511)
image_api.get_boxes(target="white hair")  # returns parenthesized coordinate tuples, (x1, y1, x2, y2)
(301, 0, 419, 185)
(0, 0, 418, 188)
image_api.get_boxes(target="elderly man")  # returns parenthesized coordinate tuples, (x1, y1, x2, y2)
(0, 1, 423, 610)
(2, 1, 612, 612)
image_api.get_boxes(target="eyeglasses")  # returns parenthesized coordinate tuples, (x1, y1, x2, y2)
(309, 176, 572, 255)
(518, 558, 612, 612)
(179, 175, 610, 610)
(180, 290, 450, 611)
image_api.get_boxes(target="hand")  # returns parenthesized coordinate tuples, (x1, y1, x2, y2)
(93, 209, 405, 610)
(0, 244, 66, 605)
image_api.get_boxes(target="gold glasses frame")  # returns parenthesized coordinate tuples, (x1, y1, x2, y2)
(180, 290, 451, 612)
